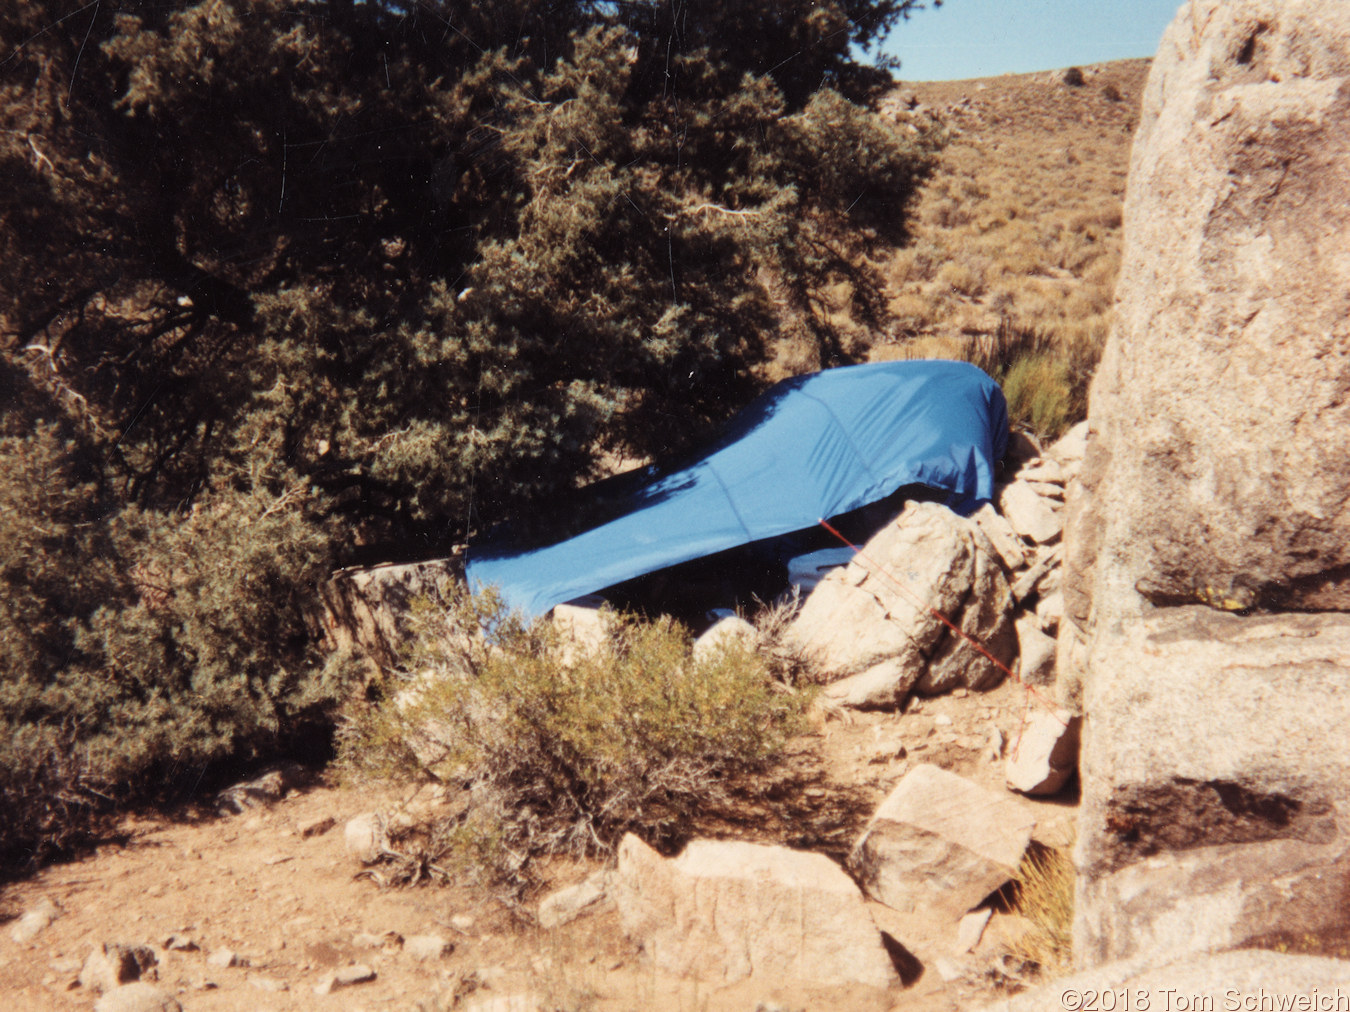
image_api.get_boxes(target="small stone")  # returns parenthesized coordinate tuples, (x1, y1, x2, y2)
(1025, 480, 1065, 501)
(537, 871, 612, 930)
(1018, 458, 1065, 484)
(206, 947, 244, 969)
(956, 908, 993, 953)
(162, 934, 198, 952)
(1006, 709, 1082, 796)
(933, 956, 968, 983)
(344, 813, 386, 864)
(972, 504, 1028, 571)
(313, 963, 377, 995)
(298, 814, 337, 838)
(999, 481, 1064, 545)
(9, 897, 61, 943)
(1012, 546, 1063, 602)
(250, 975, 289, 992)
(93, 982, 182, 1012)
(450, 914, 475, 932)
(934, 713, 953, 727)
(353, 929, 402, 951)
(79, 944, 158, 994)
(403, 934, 452, 961)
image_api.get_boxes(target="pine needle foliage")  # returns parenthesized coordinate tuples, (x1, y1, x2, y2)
(337, 585, 808, 884)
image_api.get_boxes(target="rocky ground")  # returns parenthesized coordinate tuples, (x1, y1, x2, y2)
(0, 59, 1121, 1012)
(1, 671, 1077, 1012)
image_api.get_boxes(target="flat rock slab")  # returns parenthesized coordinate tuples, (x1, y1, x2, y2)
(613, 834, 897, 990)
(848, 764, 1035, 922)
(93, 983, 182, 1012)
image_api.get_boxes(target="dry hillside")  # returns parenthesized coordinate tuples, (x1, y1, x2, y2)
(864, 60, 1148, 435)
(0, 60, 1146, 1012)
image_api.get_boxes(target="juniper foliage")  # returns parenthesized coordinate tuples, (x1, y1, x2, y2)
(0, 0, 935, 867)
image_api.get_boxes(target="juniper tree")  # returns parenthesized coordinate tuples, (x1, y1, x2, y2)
(0, 0, 937, 866)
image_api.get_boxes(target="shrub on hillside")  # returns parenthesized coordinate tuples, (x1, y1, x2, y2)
(336, 586, 808, 888)
(1000, 352, 1074, 437)
(0, 0, 934, 871)
(0, 422, 356, 871)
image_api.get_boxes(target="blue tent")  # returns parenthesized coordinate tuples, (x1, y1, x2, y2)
(466, 359, 1008, 617)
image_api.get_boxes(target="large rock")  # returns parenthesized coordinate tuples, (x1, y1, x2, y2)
(1059, 0, 1350, 974)
(1064, 0, 1350, 627)
(612, 834, 897, 990)
(1074, 609, 1350, 967)
(848, 765, 1035, 922)
(315, 557, 461, 669)
(786, 502, 1016, 708)
(978, 949, 1350, 1012)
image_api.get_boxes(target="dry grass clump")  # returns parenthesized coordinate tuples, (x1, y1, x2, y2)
(336, 584, 809, 893)
(1007, 844, 1075, 976)
(857, 59, 1149, 437)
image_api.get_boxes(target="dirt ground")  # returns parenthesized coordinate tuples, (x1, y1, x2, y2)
(0, 677, 1075, 1012)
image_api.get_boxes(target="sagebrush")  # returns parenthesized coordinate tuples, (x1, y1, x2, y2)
(337, 586, 809, 888)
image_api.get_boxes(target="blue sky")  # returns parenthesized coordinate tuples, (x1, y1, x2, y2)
(876, 0, 1184, 81)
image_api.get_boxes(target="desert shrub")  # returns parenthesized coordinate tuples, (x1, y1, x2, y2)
(1007, 844, 1075, 975)
(0, 422, 355, 871)
(936, 259, 987, 297)
(336, 585, 808, 887)
(1000, 351, 1073, 437)
(1, 0, 937, 872)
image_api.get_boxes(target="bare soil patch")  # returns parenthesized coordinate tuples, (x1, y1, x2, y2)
(1, 678, 1073, 1011)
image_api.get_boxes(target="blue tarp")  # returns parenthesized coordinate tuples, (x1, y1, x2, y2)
(466, 359, 1008, 617)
